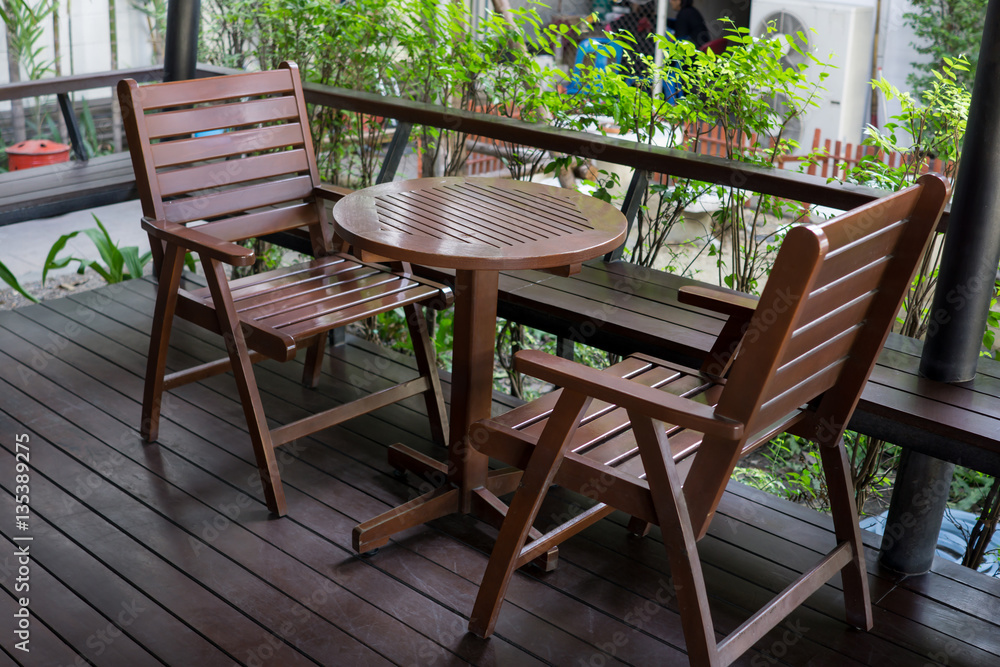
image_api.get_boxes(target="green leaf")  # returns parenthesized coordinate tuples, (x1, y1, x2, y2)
(86, 261, 113, 284)
(0, 260, 38, 303)
(120, 246, 147, 281)
(42, 231, 80, 286)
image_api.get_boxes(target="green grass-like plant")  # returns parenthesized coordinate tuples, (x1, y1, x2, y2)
(0, 260, 38, 303)
(42, 214, 153, 286)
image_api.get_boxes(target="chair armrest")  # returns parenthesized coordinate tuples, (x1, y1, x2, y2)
(141, 218, 255, 266)
(314, 183, 354, 202)
(679, 285, 758, 319)
(514, 350, 743, 440)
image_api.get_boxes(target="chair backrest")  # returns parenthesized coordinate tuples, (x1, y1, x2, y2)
(716, 173, 950, 440)
(118, 62, 333, 266)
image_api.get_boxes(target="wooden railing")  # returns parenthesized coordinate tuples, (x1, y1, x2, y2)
(267, 68, 952, 232)
(1, 65, 165, 163)
(1, 63, 952, 230)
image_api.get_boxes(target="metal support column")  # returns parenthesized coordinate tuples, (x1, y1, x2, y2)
(163, 0, 202, 82)
(879, 0, 1000, 574)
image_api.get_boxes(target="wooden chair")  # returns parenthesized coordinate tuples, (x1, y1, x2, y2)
(467, 174, 950, 665)
(118, 63, 452, 517)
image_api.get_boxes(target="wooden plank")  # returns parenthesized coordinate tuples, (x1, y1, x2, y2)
(0, 379, 371, 665)
(5, 298, 544, 666)
(0, 585, 88, 666)
(0, 471, 164, 667)
(420, 256, 1000, 465)
(0, 153, 138, 225)
(712, 485, 1000, 661)
(4, 280, 1000, 665)
(42, 286, 677, 664)
(0, 457, 230, 665)
(0, 65, 162, 101)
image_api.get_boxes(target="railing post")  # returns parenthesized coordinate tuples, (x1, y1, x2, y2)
(57, 92, 89, 162)
(163, 0, 201, 82)
(879, 0, 1000, 575)
(376, 122, 413, 185)
(604, 169, 647, 262)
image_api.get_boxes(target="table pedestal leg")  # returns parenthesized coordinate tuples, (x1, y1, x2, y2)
(353, 269, 558, 569)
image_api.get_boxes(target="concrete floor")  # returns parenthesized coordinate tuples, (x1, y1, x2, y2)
(1, 199, 147, 284)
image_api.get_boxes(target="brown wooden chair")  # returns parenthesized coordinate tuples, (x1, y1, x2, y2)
(118, 63, 452, 517)
(467, 174, 950, 665)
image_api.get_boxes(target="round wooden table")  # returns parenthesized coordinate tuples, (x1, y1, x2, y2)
(334, 177, 627, 556)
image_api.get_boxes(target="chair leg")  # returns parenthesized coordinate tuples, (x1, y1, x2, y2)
(819, 437, 873, 630)
(302, 336, 325, 389)
(404, 303, 448, 446)
(204, 258, 288, 516)
(469, 389, 592, 638)
(141, 246, 185, 443)
(630, 413, 721, 666)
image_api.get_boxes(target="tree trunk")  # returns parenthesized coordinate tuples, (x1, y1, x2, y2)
(5, 20, 27, 143)
(53, 2, 69, 143)
(109, 0, 122, 152)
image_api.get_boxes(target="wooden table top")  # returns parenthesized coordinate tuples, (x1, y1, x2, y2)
(332, 177, 627, 271)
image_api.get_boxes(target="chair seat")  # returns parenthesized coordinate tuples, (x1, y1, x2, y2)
(472, 355, 713, 523)
(180, 253, 447, 361)
(472, 353, 805, 525)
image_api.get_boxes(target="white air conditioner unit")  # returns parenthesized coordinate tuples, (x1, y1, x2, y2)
(749, 0, 875, 151)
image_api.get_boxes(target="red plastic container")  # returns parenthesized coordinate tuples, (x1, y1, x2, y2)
(6, 139, 71, 171)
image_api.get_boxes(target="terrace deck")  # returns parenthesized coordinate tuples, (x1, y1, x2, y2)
(0, 279, 998, 666)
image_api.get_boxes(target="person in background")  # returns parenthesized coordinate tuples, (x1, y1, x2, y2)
(668, 0, 710, 48)
(605, 0, 657, 79)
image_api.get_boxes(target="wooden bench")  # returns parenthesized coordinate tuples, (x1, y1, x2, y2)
(0, 152, 137, 225)
(416, 259, 1000, 477)
(0, 65, 171, 226)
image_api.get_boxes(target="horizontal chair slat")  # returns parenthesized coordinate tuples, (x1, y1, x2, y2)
(136, 69, 294, 110)
(773, 324, 861, 398)
(144, 95, 300, 139)
(257, 276, 420, 328)
(790, 289, 878, 360)
(162, 175, 313, 224)
(800, 257, 888, 326)
(157, 149, 310, 197)
(151, 123, 307, 168)
(816, 217, 906, 287)
(757, 358, 846, 429)
(816, 189, 917, 249)
(242, 273, 403, 321)
(198, 202, 320, 243)
(278, 284, 442, 342)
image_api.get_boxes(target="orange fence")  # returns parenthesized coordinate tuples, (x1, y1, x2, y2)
(802, 128, 950, 179)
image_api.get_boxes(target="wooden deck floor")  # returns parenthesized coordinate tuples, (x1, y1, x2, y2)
(1, 279, 998, 666)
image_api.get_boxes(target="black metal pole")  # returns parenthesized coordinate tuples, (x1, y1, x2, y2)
(879, 452, 955, 574)
(920, 1, 1000, 381)
(163, 0, 202, 82)
(879, 0, 1000, 575)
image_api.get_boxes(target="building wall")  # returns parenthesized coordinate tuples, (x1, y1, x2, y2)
(1, 0, 154, 111)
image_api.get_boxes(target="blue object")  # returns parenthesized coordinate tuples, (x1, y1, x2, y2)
(860, 509, 1000, 577)
(566, 38, 624, 95)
